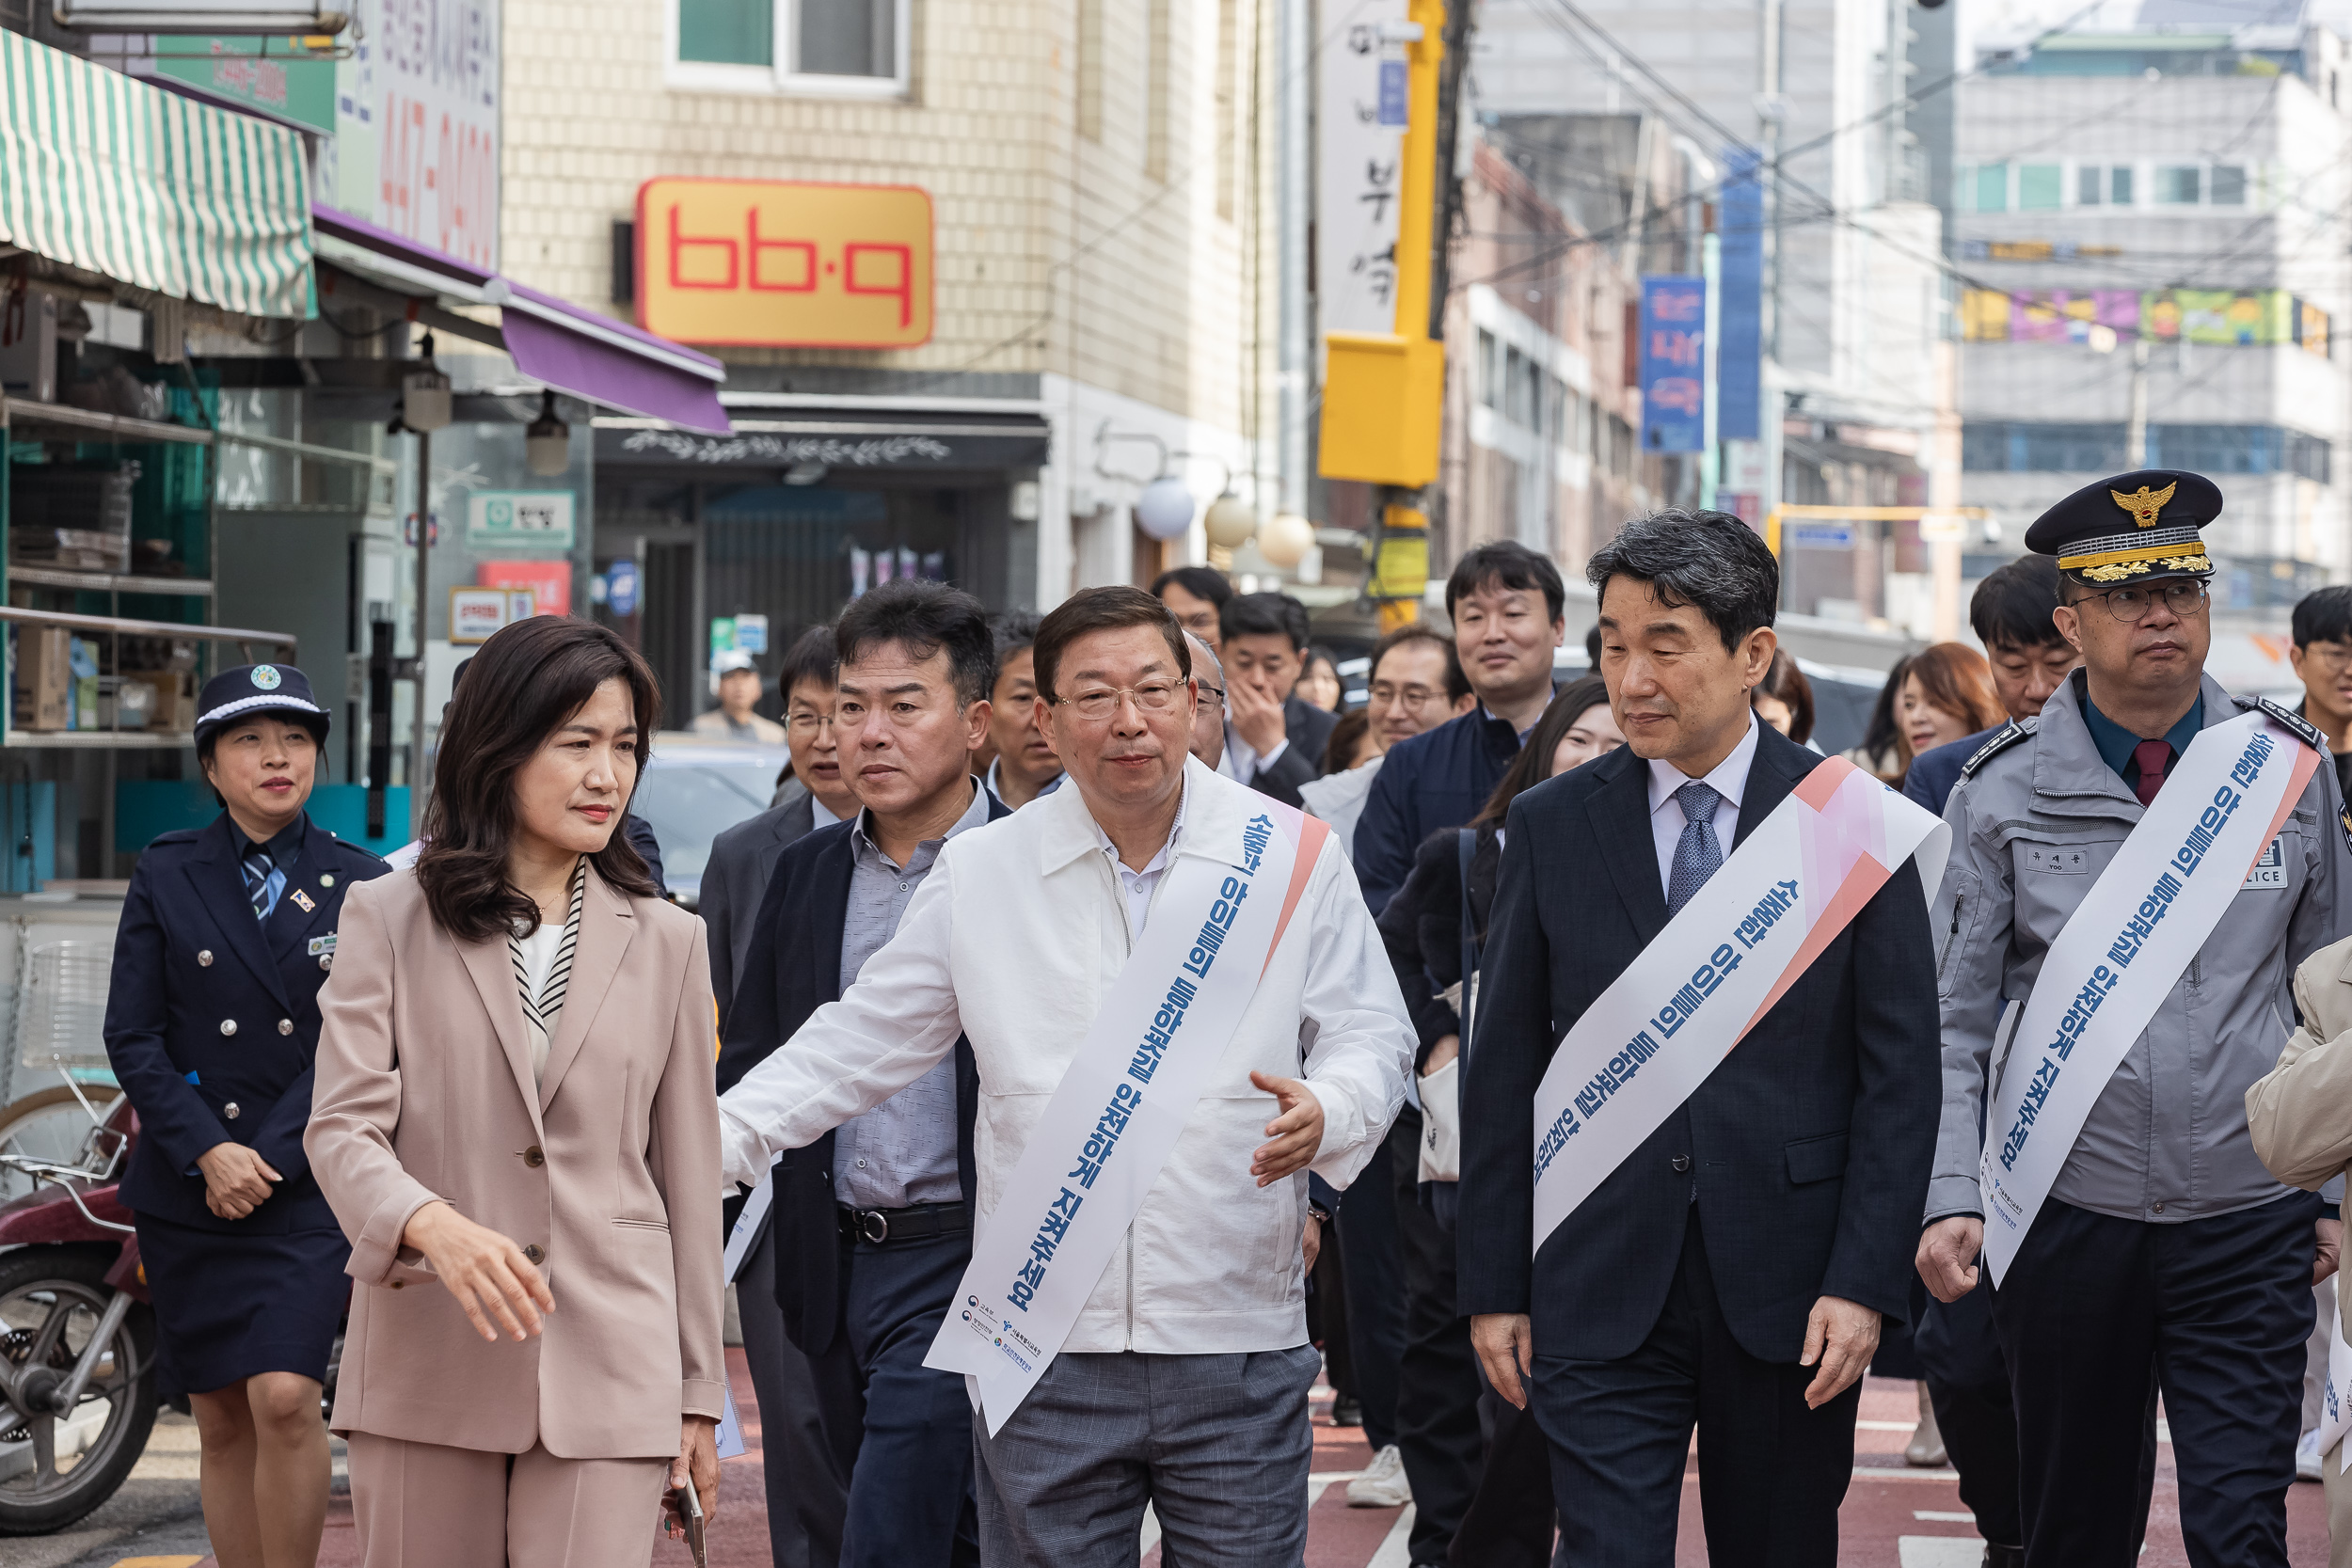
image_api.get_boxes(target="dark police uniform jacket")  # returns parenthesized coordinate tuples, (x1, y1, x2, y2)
(103, 812, 389, 1232)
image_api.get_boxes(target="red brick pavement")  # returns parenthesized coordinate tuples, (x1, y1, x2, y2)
(191, 1363, 2331, 1566)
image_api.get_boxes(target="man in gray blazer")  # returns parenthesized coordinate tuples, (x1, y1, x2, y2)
(703, 624, 858, 1568)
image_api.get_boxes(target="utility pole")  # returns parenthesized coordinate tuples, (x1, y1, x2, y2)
(2125, 334, 2151, 467)
(409, 425, 432, 838)
(1277, 0, 1311, 517)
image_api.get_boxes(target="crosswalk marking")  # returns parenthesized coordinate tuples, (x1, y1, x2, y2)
(1915, 1511, 1978, 1523)
(1899, 1540, 1987, 1568)
(1364, 1505, 1418, 1568)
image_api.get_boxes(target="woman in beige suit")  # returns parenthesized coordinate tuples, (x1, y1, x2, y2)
(2246, 932, 2352, 1566)
(306, 616, 724, 1567)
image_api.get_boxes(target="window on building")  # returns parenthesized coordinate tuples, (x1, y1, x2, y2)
(2209, 165, 2248, 205)
(2077, 164, 2103, 206)
(1608, 415, 1634, 477)
(2019, 164, 2062, 210)
(1520, 356, 1544, 431)
(1478, 331, 1500, 409)
(2155, 166, 2201, 204)
(1504, 346, 1531, 425)
(674, 0, 907, 90)
(1975, 163, 2010, 214)
(1549, 377, 1571, 444)
(2110, 165, 2135, 205)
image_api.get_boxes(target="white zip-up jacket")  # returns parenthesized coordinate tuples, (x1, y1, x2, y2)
(717, 759, 1414, 1354)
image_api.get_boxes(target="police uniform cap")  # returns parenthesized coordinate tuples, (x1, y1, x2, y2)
(2023, 468, 2221, 587)
(193, 663, 331, 750)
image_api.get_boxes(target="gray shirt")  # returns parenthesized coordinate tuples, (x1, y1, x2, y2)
(1928, 670, 2352, 1227)
(833, 779, 993, 1211)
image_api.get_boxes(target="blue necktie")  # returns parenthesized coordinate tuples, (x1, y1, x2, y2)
(242, 847, 282, 923)
(1666, 782, 1724, 914)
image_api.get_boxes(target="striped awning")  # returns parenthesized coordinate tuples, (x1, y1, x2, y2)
(0, 31, 312, 320)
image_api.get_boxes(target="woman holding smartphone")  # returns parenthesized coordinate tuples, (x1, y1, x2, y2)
(307, 616, 723, 1566)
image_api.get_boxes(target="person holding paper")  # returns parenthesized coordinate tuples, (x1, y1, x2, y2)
(717, 584, 1413, 1568)
(2246, 929, 2352, 1562)
(1459, 507, 1944, 1567)
(1917, 469, 2352, 1568)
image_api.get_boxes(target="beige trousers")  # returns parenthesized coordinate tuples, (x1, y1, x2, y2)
(2327, 1438, 2352, 1568)
(347, 1431, 671, 1568)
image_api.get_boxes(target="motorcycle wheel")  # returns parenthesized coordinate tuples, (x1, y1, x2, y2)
(0, 1249, 157, 1536)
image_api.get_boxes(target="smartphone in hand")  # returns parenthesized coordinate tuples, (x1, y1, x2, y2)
(661, 1479, 707, 1568)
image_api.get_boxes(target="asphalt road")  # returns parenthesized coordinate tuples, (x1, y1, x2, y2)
(0, 1371, 2332, 1567)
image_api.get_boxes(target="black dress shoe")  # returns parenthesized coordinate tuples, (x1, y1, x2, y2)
(1329, 1395, 1363, 1427)
(1982, 1545, 2025, 1568)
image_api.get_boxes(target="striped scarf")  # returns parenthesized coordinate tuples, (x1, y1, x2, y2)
(510, 859, 585, 1085)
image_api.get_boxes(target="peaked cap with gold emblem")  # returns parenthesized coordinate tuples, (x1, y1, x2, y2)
(2023, 467, 2222, 586)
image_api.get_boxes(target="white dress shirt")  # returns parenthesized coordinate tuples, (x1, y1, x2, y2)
(806, 794, 844, 828)
(1219, 722, 1288, 783)
(714, 757, 1413, 1356)
(1091, 775, 1189, 936)
(1645, 713, 1760, 898)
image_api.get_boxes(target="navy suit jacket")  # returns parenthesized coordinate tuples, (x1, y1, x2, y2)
(1244, 695, 1341, 809)
(1353, 704, 1526, 914)
(1456, 724, 1940, 1364)
(717, 796, 1003, 1356)
(1900, 725, 2002, 817)
(103, 811, 389, 1232)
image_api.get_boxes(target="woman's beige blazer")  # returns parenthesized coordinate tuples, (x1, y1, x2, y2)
(2247, 929, 2352, 1336)
(304, 865, 724, 1458)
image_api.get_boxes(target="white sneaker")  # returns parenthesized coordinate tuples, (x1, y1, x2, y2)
(2298, 1427, 2325, 1483)
(1347, 1443, 1413, 1508)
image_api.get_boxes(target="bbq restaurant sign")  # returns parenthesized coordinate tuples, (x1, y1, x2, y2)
(636, 178, 933, 350)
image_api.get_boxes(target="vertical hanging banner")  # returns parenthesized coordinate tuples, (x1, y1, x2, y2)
(1639, 277, 1707, 453)
(1316, 0, 1409, 341)
(1717, 147, 1764, 443)
(321, 0, 501, 269)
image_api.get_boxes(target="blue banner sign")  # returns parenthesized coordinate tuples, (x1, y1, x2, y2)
(1639, 276, 1707, 453)
(1718, 147, 1764, 442)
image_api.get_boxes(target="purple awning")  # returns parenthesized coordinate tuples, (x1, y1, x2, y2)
(311, 205, 731, 436)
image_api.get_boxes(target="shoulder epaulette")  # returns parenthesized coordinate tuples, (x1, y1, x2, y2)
(327, 833, 387, 863)
(1960, 718, 2037, 779)
(145, 828, 203, 847)
(2234, 693, 2327, 752)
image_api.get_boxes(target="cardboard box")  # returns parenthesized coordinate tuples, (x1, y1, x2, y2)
(121, 670, 195, 734)
(13, 627, 71, 732)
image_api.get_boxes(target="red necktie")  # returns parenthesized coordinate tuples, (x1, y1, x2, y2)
(2131, 738, 2173, 806)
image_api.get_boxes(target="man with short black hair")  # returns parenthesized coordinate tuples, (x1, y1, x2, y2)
(1219, 591, 1340, 808)
(1353, 541, 1566, 914)
(1364, 623, 1474, 752)
(2291, 585, 2352, 799)
(985, 611, 1064, 809)
(721, 580, 1004, 1568)
(1465, 508, 1940, 1565)
(1903, 556, 2080, 815)
(1152, 565, 1233, 654)
(700, 622, 855, 1568)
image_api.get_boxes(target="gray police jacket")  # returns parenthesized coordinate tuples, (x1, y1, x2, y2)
(1927, 668, 2352, 1227)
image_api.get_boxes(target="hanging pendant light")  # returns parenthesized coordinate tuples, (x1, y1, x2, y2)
(525, 388, 570, 476)
(401, 331, 452, 433)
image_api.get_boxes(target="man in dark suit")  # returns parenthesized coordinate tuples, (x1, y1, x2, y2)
(700, 624, 855, 1568)
(719, 581, 1001, 1568)
(1460, 508, 1940, 1566)
(1217, 590, 1338, 808)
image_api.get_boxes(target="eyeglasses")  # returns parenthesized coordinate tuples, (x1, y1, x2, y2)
(1195, 682, 1225, 712)
(786, 712, 838, 732)
(1370, 683, 1445, 710)
(1056, 680, 1187, 721)
(2305, 641, 2352, 672)
(2072, 578, 2209, 624)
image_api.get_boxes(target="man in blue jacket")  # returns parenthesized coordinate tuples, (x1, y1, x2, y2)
(1353, 541, 1565, 914)
(1901, 555, 2077, 816)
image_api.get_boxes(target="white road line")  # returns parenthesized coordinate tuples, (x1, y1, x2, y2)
(1140, 1503, 1161, 1555)
(1365, 1504, 1419, 1568)
(1915, 1511, 1978, 1523)
(1899, 1539, 1987, 1568)
(1858, 1419, 1923, 1431)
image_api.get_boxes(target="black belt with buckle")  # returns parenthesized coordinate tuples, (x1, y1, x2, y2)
(837, 1201, 971, 1246)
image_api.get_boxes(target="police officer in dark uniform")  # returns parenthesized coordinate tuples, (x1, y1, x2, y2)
(103, 662, 389, 1568)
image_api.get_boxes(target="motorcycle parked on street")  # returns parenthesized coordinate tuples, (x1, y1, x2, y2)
(0, 1086, 157, 1535)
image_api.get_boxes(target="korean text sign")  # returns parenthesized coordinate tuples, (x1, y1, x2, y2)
(1639, 277, 1706, 454)
(636, 178, 933, 350)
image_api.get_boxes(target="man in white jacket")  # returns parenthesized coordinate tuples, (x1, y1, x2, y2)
(719, 585, 1413, 1566)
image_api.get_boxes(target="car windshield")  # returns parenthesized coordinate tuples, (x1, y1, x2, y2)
(631, 760, 777, 882)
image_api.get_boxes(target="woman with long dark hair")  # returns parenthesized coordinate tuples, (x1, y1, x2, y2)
(307, 617, 723, 1567)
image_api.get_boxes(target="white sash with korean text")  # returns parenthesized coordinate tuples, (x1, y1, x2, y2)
(1980, 710, 2317, 1282)
(1528, 756, 1948, 1256)
(926, 802, 1327, 1435)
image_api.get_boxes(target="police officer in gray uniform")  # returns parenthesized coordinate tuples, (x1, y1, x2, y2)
(1916, 469, 2352, 1568)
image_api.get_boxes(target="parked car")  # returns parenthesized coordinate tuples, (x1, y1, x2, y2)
(632, 734, 795, 909)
